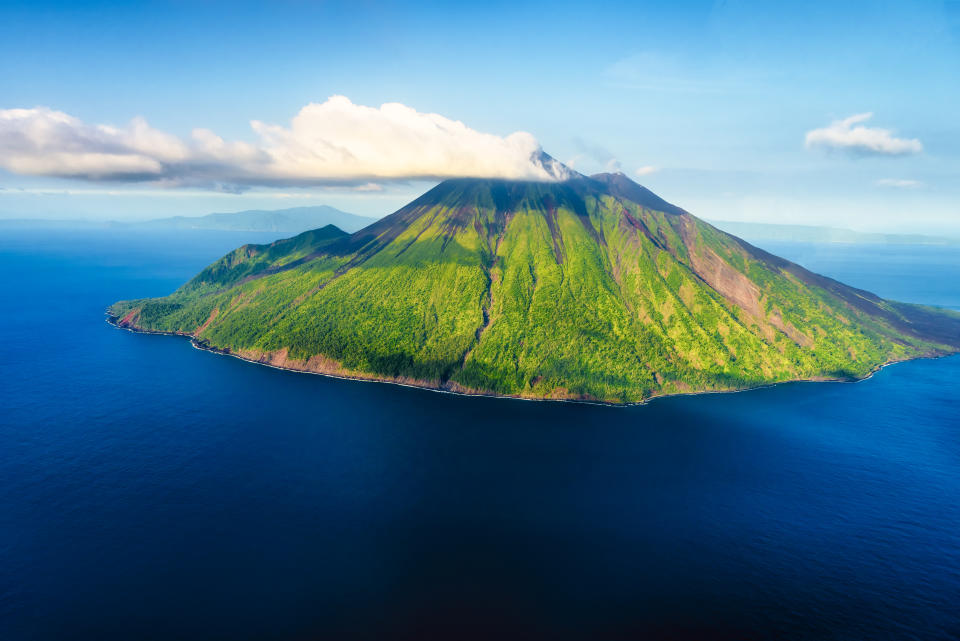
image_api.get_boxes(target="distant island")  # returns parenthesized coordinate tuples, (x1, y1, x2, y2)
(122, 205, 375, 234)
(109, 172, 960, 404)
(0, 205, 376, 234)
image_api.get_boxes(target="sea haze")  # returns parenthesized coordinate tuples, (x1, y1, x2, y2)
(1, 229, 959, 640)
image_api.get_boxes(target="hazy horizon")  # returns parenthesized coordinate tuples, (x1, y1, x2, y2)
(2, 182, 958, 236)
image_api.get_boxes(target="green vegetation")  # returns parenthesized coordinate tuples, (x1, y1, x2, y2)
(110, 173, 960, 403)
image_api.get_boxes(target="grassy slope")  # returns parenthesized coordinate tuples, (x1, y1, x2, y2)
(110, 178, 960, 403)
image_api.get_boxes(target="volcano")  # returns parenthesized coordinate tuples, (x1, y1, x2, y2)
(110, 171, 960, 403)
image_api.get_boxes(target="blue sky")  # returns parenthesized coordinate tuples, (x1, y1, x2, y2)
(1, 0, 958, 232)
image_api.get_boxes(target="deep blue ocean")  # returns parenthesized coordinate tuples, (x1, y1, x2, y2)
(2, 229, 959, 641)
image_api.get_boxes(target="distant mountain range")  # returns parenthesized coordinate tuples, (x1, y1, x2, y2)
(124, 206, 375, 233)
(0, 206, 377, 234)
(709, 221, 959, 245)
(109, 172, 960, 404)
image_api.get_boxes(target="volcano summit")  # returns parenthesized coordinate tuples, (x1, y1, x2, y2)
(110, 172, 960, 403)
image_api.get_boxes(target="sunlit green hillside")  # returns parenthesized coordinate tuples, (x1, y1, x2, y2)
(110, 173, 960, 403)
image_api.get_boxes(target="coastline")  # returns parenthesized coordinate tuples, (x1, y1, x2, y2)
(105, 312, 952, 408)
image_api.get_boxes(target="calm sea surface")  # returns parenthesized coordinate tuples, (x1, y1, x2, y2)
(1, 229, 959, 641)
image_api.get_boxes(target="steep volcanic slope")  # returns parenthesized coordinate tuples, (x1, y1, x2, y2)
(110, 173, 960, 403)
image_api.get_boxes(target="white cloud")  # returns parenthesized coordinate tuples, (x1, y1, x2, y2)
(0, 97, 572, 189)
(875, 178, 923, 188)
(0, 107, 188, 178)
(634, 165, 658, 177)
(804, 113, 922, 156)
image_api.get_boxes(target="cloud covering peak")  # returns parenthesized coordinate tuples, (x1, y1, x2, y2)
(804, 113, 922, 156)
(0, 97, 571, 189)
